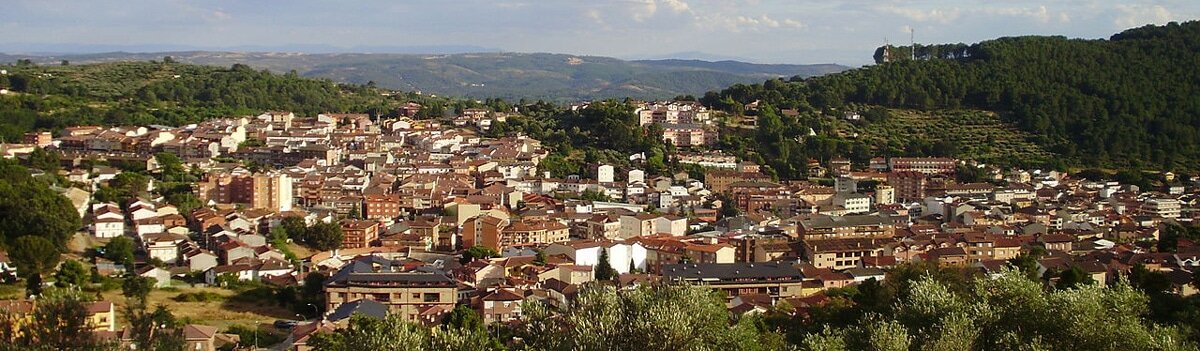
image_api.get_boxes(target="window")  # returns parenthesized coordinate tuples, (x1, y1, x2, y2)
(424, 293, 440, 302)
(412, 293, 420, 299)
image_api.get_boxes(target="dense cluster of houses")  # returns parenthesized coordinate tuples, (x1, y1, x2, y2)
(2, 102, 1199, 350)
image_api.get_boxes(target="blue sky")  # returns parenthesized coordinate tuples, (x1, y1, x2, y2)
(1, 0, 1197, 65)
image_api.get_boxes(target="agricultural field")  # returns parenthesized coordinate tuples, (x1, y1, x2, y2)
(843, 109, 1056, 166)
(101, 285, 294, 336)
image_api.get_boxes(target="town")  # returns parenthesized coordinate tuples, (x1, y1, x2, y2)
(0, 97, 1195, 350)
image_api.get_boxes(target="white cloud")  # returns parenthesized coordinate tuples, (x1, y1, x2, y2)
(662, 0, 690, 14)
(875, 5, 962, 24)
(629, 0, 658, 22)
(206, 9, 231, 21)
(1114, 4, 1174, 28)
(982, 5, 1071, 24)
(695, 13, 803, 33)
(585, 8, 610, 29)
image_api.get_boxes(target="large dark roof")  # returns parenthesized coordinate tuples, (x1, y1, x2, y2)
(325, 256, 455, 287)
(662, 262, 804, 280)
(327, 299, 388, 322)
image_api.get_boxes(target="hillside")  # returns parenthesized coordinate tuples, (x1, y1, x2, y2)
(843, 109, 1055, 166)
(0, 52, 847, 101)
(702, 21, 1200, 172)
(0, 61, 452, 141)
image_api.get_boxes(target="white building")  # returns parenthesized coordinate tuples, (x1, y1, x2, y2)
(834, 194, 872, 214)
(628, 169, 645, 184)
(874, 185, 895, 206)
(547, 241, 648, 275)
(597, 164, 614, 183)
(1144, 198, 1181, 219)
(91, 203, 125, 238)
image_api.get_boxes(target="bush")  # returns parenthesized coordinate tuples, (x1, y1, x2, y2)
(172, 291, 225, 303)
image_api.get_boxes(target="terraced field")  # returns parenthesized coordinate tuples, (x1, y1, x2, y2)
(844, 109, 1056, 165)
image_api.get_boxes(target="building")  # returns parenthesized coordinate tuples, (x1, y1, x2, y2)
(1143, 198, 1181, 219)
(660, 124, 716, 147)
(86, 302, 116, 332)
(323, 258, 457, 323)
(803, 238, 890, 270)
(662, 262, 805, 300)
(705, 170, 772, 194)
(194, 170, 293, 212)
(888, 172, 926, 203)
(833, 194, 871, 214)
(364, 193, 402, 220)
(797, 214, 901, 240)
(471, 218, 569, 252)
(874, 185, 895, 206)
(90, 203, 125, 238)
(888, 157, 957, 175)
(22, 131, 52, 148)
(596, 164, 614, 183)
(341, 220, 380, 249)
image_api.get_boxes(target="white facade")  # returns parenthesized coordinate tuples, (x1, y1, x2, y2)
(597, 164, 614, 183)
(652, 217, 687, 236)
(835, 194, 872, 214)
(628, 169, 645, 184)
(92, 220, 125, 238)
(875, 185, 895, 205)
(571, 242, 648, 275)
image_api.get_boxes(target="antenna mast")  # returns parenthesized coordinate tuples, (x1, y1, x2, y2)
(910, 27, 916, 60)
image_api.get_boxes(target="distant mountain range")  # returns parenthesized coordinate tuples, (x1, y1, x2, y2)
(0, 51, 847, 101)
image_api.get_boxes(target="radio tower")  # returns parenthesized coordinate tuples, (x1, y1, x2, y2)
(883, 37, 890, 63)
(910, 27, 916, 60)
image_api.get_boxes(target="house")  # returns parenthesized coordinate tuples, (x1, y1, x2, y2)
(143, 233, 186, 264)
(183, 249, 219, 272)
(86, 301, 117, 332)
(205, 264, 257, 285)
(136, 266, 172, 288)
(651, 215, 688, 236)
(0, 251, 15, 279)
(91, 204, 125, 238)
(182, 324, 240, 351)
(478, 288, 525, 324)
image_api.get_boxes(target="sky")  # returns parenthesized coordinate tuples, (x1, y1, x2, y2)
(1, 0, 1197, 65)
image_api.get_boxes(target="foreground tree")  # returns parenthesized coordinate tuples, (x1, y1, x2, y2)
(517, 284, 786, 351)
(0, 288, 116, 351)
(0, 161, 82, 249)
(103, 236, 136, 267)
(10, 236, 60, 278)
(53, 260, 89, 288)
(302, 222, 343, 251)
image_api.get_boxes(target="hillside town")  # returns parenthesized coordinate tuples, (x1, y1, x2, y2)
(1, 101, 1198, 350)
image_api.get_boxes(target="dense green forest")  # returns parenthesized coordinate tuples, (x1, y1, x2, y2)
(703, 21, 1200, 172)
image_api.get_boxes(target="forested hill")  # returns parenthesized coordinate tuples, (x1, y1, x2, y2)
(0, 61, 468, 141)
(702, 21, 1200, 171)
(0, 52, 848, 102)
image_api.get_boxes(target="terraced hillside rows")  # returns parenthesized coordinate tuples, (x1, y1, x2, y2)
(846, 109, 1055, 166)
